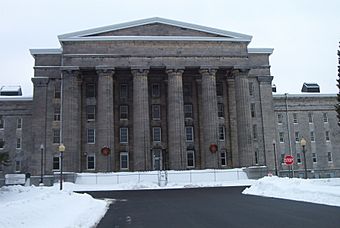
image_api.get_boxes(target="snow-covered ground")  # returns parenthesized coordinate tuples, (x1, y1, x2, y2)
(2, 170, 340, 228)
(0, 185, 109, 228)
(243, 176, 340, 207)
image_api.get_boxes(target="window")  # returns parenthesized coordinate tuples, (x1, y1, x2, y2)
(120, 152, 129, 170)
(310, 131, 315, 142)
(323, 113, 328, 123)
(151, 83, 160, 97)
(185, 126, 194, 142)
(120, 84, 128, 98)
(293, 113, 298, 124)
(312, 153, 317, 163)
(87, 105, 95, 121)
(152, 105, 161, 120)
(187, 150, 195, 168)
(120, 105, 128, 120)
(325, 131, 330, 141)
(15, 160, 21, 172)
(183, 83, 192, 97)
(86, 83, 96, 98)
(17, 118, 22, 129)
(0, 116, 4, 129)
(220, 151, 227, 166)
(249, 82, 254, 96)
(53, 129, 60, 144)
(295, 132, 299, 143)
(296, 153, 301, 164)
(219, 125, 225, 141)
(328, 152, 333, 162)
(216, 83, 223, 97)
(87, 128, 95, 144)
(218, 103, 224, 118)
(184, 104, 193, 118)
(250, 103, 256, 118)
(54, 106, 61, 121)
(254, 149, 259, 165)
(120, 128, 128, 143)
(277, 114, 283, 124)
(0, 138, 4, 149)
(253, 124, 258, 140)
(279, 132, 284, 143)
(280, 154, 285, 164)
(53, 155, 60, 170)
(153, 127, 161, 143)
(54, 82, 61, 99)
(16, 137, 21, 149)
(308, 113, 313, 123)
(87, 154, 95, 170)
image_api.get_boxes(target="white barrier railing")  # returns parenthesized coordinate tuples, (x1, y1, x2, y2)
(75, 169, 248, 186)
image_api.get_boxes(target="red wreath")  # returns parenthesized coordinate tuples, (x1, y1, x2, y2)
(209, 144, 218, 153)
(101, 147, 111, 156)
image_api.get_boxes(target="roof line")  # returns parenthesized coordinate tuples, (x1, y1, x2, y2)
(248, 48, 274, 54)
(30, 48, 62, 56)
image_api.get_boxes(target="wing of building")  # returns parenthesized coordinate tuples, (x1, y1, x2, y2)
(0, 18, 339, 182)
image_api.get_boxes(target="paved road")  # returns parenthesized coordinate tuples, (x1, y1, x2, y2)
(84, 187, 340, 228)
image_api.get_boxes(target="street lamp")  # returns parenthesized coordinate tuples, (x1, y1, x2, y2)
(40, 144, 44, 186)
(272, 139, 278, 176)
(58, 143, 65, 190)
(300, 137, 307, 179)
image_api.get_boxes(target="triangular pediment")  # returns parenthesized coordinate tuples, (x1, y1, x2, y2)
(85, 22, 225, 38)
(58, 17, 252, 42)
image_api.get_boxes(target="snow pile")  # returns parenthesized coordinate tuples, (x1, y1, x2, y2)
(0, 185, 109, 228)
(243, 176, 340, 207)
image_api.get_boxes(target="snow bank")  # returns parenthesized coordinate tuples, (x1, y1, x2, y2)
(243, 176, 340, 207)
(0, 185, 109, 228)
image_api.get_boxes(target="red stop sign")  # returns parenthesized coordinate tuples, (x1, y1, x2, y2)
(284, 155, 294, 165)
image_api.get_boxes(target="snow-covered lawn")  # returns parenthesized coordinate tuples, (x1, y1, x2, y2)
(243, 176, 340, 207)
(0, 185, 109, 228)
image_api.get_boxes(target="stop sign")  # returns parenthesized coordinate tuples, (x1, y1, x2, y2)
(284, 155, 294, 165)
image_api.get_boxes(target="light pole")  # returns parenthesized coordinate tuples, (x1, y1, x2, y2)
(272, 139, 278, 176)
(58, 143, 65, 190)
(300, 137, 307, 179)
(40, 144, 44, 185)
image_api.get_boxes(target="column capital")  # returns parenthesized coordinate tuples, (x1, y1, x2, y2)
(31, 77, 49, 87)
(257, 76, 273, 84)
(96, 66, 115, 76)
(166, 68, 184, 76)
(199, 68, 217, 76)
(232, 67, 250, 76)
(131, 68, 149, 77)
(61, 66, 80, 75)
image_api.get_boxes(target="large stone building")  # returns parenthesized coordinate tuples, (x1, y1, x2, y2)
(0, 18, 339, 179)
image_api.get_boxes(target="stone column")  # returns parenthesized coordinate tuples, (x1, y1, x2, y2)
(166, 68, 186, 170)
(234, 69, 254, 167)
(258, 76, 276, 170)
(96, 67, 115, 172)
(132, 68, 151, 170)
(226, 74, 239, 167)
(31, 77, 49, 175)
(199, 68, 219, 168)
(61, 68, 82, 173)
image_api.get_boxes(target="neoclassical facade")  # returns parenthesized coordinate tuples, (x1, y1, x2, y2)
(2, 18, 280, 175)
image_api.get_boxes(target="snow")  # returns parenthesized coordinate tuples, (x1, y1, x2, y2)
(243, 176, 340, 207)
(0, 185, 109, 228)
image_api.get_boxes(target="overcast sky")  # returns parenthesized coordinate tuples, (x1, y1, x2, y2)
(1, 0, 339, 96)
